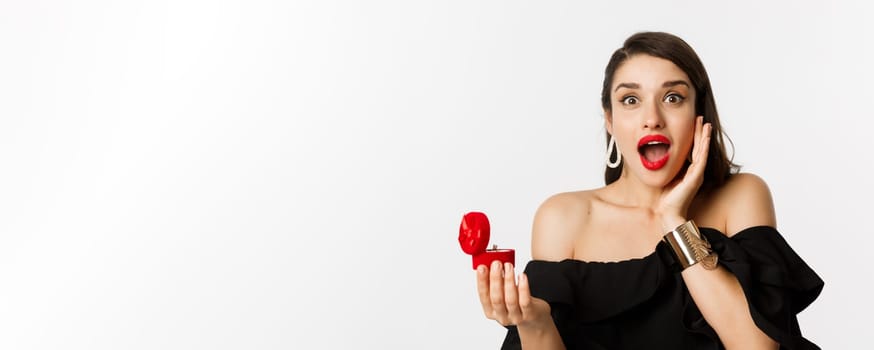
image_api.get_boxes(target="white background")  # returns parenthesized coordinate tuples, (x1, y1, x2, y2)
(1, 1, 871, 349)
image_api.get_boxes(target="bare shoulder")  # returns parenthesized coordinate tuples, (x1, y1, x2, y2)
(710, 172, 777, 237)
(530, 191, 594, 261)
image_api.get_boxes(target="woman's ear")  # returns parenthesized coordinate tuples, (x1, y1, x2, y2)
(604, 110, 613, 135)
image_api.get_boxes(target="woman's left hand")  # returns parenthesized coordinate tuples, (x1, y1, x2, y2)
(656, 116, 712, 229)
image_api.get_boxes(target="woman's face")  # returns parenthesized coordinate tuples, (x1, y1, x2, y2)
(606, 54, 697, 188)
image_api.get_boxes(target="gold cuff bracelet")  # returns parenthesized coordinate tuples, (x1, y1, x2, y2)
(662, 220, 718, 270)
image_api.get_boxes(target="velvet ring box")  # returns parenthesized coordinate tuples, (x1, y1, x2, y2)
(458, 211, 515, 269)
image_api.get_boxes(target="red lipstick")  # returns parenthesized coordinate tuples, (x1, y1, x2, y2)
(637, 135, 671, 170)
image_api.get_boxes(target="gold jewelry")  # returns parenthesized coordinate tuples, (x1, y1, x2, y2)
(662, 220, 718, 270)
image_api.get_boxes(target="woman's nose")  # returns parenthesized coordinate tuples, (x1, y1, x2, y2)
(643, 103, 664, 129)
(644, 117, 663, 129)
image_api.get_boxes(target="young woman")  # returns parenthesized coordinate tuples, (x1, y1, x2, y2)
(475, 32, 823, 349)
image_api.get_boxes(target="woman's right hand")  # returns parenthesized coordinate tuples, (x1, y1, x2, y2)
(477, 260, 552, 329)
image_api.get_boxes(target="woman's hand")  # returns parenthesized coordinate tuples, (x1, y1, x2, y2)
(476, 261, 552, 330)
(656, 116, 712, 229)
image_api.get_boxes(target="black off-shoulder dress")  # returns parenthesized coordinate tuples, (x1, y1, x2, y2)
(501, 226, 824, 350)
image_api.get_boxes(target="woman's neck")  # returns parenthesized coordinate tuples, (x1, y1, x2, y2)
(606, 173, 664, 210)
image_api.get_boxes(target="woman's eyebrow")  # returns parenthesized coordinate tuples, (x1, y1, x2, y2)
(663, 80, 690, 88)
(614, 82, 640, 92)
(614, 80, 689, 92)
(613, 80, 691, 92)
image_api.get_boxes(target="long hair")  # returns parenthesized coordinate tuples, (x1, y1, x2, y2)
(600, 32, 739, 192)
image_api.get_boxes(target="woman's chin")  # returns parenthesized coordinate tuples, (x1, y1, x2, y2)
(628, 163, 684, 188)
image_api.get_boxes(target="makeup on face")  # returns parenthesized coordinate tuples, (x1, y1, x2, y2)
(608, 55, 696, 178)
(637, 134, 671, 170)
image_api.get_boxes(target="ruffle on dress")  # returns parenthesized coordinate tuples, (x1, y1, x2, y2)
(500, 226, 823, 350)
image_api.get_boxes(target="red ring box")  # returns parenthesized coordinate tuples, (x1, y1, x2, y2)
(458, 211, 515, 269)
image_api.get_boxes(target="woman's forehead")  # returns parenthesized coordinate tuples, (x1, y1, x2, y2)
(612, 54, 690, 90)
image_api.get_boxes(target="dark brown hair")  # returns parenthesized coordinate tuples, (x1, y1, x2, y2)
(600, 32, 739, 191)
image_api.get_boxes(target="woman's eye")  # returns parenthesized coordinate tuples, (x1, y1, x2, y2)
(664, 94, 684, 104)
(621, 96, 639, 105)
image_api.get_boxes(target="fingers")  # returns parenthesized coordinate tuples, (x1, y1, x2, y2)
(518, 272, 532, 313)
(504, 263, 522, 324)
(489, 260, 509, 323)
(698, 122, 712, 164)
(478, 261, 525, 326)
(694, 121, 712, 165)
(692, 116, 703, 161)
(476, 264, 492, 318)
(689, 116, 711, 177)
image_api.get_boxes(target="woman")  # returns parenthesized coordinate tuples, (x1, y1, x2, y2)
(475, 32, 823, 349)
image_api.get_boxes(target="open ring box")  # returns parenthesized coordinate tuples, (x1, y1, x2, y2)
(458, 211, 515, 269)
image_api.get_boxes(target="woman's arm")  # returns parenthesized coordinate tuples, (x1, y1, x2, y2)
(663, 174, 779, 350)
(656, 120, 777, 349)
(476, 194, 579, 350)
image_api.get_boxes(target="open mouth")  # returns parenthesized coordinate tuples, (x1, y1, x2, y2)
(637, 135, 671, 170)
